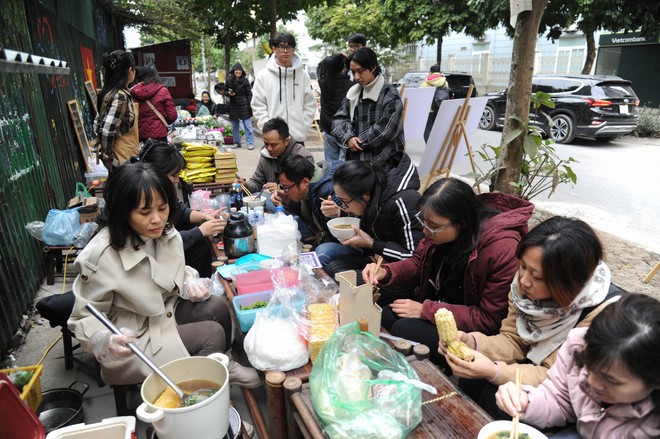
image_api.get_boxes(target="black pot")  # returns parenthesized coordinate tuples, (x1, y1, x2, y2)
(38, 381, 89, 433)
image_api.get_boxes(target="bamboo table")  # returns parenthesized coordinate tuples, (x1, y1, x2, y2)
(288, 358, 494, 439)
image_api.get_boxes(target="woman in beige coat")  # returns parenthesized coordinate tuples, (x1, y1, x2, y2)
(68, 163, 259, 388)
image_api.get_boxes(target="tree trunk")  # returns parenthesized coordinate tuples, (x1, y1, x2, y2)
(269, 0, 277, 38)
(224, 33, 231, 81)
(436, 34, 443, 68)
(582, 30, 596, 74)
(491, 0, 548, 195)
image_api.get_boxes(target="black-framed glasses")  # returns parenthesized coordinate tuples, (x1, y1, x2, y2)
(338, 197, 355, 208)
(415, 212, 452, 235)
(276, 45, 294, 52)
(278, 182, 296, 193)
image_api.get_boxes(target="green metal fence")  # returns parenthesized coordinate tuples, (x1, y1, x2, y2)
(0, 0, 119, 353)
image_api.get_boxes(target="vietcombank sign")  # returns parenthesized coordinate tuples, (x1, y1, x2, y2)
(600, 32, 660, 46)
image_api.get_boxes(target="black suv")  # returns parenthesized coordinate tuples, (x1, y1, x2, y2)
(479, 74, 640, 143)
(395, 71, 478, 98)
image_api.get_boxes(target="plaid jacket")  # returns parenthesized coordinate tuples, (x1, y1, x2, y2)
(95, 88, 135, 163)
(331, 82, 404, 163)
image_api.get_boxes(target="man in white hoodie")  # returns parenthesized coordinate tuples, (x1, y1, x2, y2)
(251, 33, 317, 143)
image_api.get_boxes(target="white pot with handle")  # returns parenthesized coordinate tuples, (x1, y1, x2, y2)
(136, 353, 230, 439)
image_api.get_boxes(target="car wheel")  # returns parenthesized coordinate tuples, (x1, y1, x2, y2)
(550, 114, 575, 144)
(479, 105, 497, 130)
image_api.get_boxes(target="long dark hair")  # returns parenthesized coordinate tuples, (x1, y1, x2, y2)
(136, 140, 185, 176)
(576, 293, 660, 411)
(332, 160, 387, 233)
(97, 50, 135, 110)
(97, 162, 177, 250)
(418, 178, 498, 256)
(516, 216, 603, 306)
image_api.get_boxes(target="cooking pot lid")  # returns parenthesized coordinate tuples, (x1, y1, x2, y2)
(148, 406, 242, 439)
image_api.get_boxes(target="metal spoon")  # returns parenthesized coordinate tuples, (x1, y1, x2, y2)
(86, 304, 216, 407)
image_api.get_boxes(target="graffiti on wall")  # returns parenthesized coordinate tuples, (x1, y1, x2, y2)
(35, 16, 69, 94)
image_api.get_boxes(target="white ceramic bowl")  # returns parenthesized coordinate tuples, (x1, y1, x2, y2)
(478, 420, 548, 439)
(243, 195, 267, 208)
(327, 217, 361, 241)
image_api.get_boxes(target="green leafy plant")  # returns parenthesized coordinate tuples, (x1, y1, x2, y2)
(635, 107, 660, 138)
(466, 91, 578, 200)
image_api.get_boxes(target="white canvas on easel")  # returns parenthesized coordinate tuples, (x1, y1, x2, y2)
(400, 87, 435, 140)
(415, 96, 489, 186)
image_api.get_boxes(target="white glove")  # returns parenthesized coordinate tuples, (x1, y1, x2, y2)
(91, 328, 136, 362)
(184, 277, 212, 302)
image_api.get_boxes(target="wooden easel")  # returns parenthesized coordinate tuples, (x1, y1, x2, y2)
(644, 261, 660, 283)
(421, 84, 480, 192)
(399, 83, 408, 124)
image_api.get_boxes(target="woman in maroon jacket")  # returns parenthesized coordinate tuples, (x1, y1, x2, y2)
(131, 64, 178, 142)
(363, 178, 534, 367)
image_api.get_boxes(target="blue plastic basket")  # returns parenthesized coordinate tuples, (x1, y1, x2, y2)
(232, 289, 305, 333)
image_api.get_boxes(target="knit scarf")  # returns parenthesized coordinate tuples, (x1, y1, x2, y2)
(512, 260, 611, 364)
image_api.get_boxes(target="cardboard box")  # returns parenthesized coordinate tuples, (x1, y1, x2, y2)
(79, 197, 98, 224)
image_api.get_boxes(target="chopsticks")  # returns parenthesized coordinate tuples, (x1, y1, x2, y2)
(319, 197, 350, 214)
(239, 182, 256, 201)
(511, 368, 522, 439)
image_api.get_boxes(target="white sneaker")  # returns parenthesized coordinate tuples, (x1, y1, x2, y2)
(247, 145, 254, 150)
(227, 357, 261, 388)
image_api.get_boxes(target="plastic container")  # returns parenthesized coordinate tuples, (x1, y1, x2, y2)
(234, 266, 299, 295)
(45, 416, 136, 439)
(0, 379, 45, 439)
(233, 289, 305, 332)
(84, 171, 108, 185)
(0, 364, 44, 412)
(233, 291, 273, 332)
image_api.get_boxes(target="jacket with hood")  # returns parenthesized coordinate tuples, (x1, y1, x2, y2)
(364, 151, 424, 262)
(420, 73, 450, 112)
(317, 54, 353, 133)
(380, 193, 535, 335)
(520, 327, 660, 438)
(131, 82, 178, 141)
(226, 63, 253, 121)
(251, 54, 317, 141)
(244, 136, 315, 194)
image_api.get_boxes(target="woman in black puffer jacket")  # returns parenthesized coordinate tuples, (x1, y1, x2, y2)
(226, 63, 254, 149)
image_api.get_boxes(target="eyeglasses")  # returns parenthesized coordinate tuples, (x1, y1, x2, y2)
(278, 182, 296, 193)
(338, 197, 355, 208)
(415, 212, 452, 235)
(276, 45, 294, 52)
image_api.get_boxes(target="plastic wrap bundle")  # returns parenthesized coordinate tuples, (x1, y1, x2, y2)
(309, 323, 423, 439)
(256, 213, 301, 257)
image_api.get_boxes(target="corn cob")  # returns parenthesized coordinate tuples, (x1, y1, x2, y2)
(447, 340, 474, 362)
(434, 308, 458, 344)
(435, 308, 474, 361)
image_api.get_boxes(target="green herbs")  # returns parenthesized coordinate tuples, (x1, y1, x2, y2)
(240, 300, 269, 311)
(9, 370, 33, 391)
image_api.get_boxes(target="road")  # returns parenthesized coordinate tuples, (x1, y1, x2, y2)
(450, 129, 660, 253)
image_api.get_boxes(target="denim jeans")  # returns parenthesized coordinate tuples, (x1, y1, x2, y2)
(232, 118, 254, 147)
(315, 242, 363, 266)
(323, 132, 345, 161)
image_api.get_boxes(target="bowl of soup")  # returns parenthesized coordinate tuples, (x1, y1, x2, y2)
(478, 420, 548, 439)
(243, 195, 267, 209)
(327, 217, 361, 241)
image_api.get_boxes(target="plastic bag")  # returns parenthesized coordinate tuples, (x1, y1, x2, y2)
(244, 275, 309, 371)
(25, 221, 45, 241)
(309, 322, 423, 439)
(42, 209, 80, 246)
(73, 222, 97, 248)
(256, 213, 301, 257)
